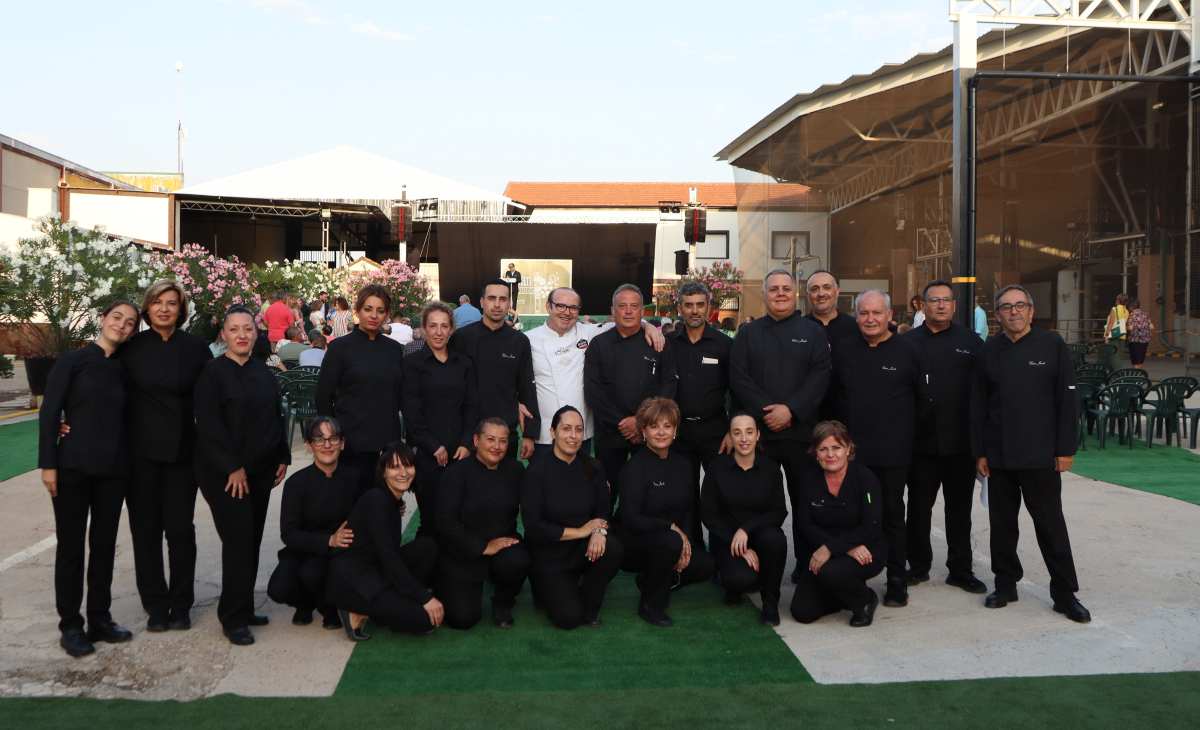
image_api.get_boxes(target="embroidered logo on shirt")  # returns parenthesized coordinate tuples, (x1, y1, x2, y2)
(791, 338, 808, 344)
(575, 339, 589, 350)
(881, 365, 898, 371)
(1028, 360, 1047, 366)
(652, 480, 666, 488)
(955, 348, 973, 355)
(501, 352, 518, 360)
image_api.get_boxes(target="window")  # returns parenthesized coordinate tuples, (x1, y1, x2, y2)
(696, 230, 729, 259)
(771, 231, 810, 260)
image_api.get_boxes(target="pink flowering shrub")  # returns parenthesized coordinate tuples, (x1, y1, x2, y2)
(344, 259, 432, 320)
(148, 244, 260, 339)
(656, 260, 744, 312)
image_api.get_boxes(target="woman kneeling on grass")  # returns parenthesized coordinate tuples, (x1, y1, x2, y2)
(791, 420, 885, 628)
(327, 443, 443, 641)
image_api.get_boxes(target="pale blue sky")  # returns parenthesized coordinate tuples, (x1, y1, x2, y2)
(4, 0, 955, 192)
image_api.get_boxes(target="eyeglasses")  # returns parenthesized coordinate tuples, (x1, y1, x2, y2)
(550, 302, 581, 313)
(310, 436, 343, 447)
(996, 301, 1031, 314)
(926, 296, 954, 305)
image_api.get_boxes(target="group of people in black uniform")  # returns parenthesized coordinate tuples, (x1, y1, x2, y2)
(38, 269, 1089, 658)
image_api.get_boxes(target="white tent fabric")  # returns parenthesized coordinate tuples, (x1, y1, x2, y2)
(180, 145, 510, 204)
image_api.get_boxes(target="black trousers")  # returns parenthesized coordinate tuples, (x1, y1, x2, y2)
(988, 468, 1080, 602)
(866, 464, 909, 584)
(713, 525, 787, 606)
(907, 453, 976, 577)
(342, 450, 380, 499)
(413, 451, 447, 539)
(329, 537, 439, 633)
(762, 439, 808, 559)
(675, 421, 723, 540)
(268, 551, 334, 618)
(198, 467, 274, 630)
(437, 544, 531, 630)
(790, 553, 884, 623)
(596, 443, 635, 510)
(126, 457, 198, 620)
(51, 469, 125, 632)
(620, 528, 715, 614)
(530, 536, 625, 630)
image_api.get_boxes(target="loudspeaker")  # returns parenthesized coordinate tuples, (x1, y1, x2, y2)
(674, 249, 690, 275)
(391, 204, 413, 243)
(684, 207, 706, 244)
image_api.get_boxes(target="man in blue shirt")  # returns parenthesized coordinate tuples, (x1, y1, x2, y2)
(973, 301, 988, 340)
(453, 294, 482, 329)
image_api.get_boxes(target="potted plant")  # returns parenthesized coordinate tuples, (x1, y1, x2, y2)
(0, 217, 152, 394)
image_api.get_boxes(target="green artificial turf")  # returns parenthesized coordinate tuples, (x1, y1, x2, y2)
(4, 671, 1200, 729)
(1072, 434, 1200, 506)
(0, 419, 38, 482)
(336, 572, 809, 696)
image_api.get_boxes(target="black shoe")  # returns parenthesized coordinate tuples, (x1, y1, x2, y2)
(638, 605, 673, 628)
(790, 564, 803, 584)
(723, 589, 743, 606)
(760, 602, 781, 627)
(249, 614, 270, 626)
(147, 615, 170, 633)
(906, 571, 930, 586)
(493, 604, 514, 629)
(223, 626, 255, 646)
(337, 609, 371, 642)
(1053, 597, 1092, 623)
(292, 608, 314, 626)
(60, 629, 95, 658)
(946, 573, 988, 594)
(321, 612, 342, 630)
(850, 589, 879, 628)
(87, 620, 133, 644)
(984, 589, 1018, 608)
(168, 611, 191, 631)
(582, 611, 602, 628)
(669, 571, 683, 592)
(882, 581, 908, 608)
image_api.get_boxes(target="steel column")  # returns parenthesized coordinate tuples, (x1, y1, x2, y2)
(952, 13, 978, 328)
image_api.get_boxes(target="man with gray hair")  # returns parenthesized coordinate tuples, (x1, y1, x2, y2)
(453, 294, 482, 329)
(585, 284, 678, 507)
(730, 269, 831, 581)
(971, 284, 1088, 622)
(829, 288, 922, 608)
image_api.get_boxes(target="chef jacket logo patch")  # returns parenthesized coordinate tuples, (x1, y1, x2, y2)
(955, 348, 973, 355)
(652, 480, 666, 488)
(501, 352, 518, 360)
(575, 339, 589, 350)
(1028, 360, 1047, 366)
(881, 365, 897, 371)
(791, 338, 809, 344)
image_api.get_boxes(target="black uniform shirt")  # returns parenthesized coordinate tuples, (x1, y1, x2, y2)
(831, 333, 922, 468)
(804, 310, 859, 355)
(583, 327, 678, 449)
(451, 321, 540, 438)
(671, 324, 732, 426)
(971, 328, 1078, 469)
(520, 453, 610, 565)
(38, 343, 128, 476)
(730, 312, 831, 444)
(278, 463, 360, 557)
(436, 456, 525, 562)
(905, 322, 980, 456)
(193, 355, 291, 476)
(316, 328, 405, 453)
(795, 462, 884, 556)
(700, 453, 787, 546)
(339, 487, 432, 603)
(402, 347, 478, 456)
(120, 328, 211, 463)
(615, 448, 698, 540)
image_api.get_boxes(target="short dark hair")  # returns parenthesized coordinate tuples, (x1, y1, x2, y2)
(100, 299, 139, 319)
(375, 442, 416, 517)
(551, 405, 582, 430)
(808, 420, 855, 459)
(611, 283, 643, 307)
(222, 304, 256, 326)
(303, 416, 343, 443)
(994, 284, 1033, 309)
(922, 279, 954, 299)
(474, 416, 510, 437)
(678, 281, 711, 301)
(806, 269, 839, 287)
(481, 279, 510, 300)
(355, 284, 391, 313)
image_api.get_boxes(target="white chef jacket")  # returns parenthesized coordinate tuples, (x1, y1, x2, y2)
(526, 321, 608, 444)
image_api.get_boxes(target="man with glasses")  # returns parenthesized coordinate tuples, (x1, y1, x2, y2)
(730, 269, 831, 583)
(903, 280, 987, 596)
(585, 284, 677, 508)
(971, 284, 1089, 622)
(527, 287, 663, 462)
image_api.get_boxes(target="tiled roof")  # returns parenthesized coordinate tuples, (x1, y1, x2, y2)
(502, 181, 821, 210)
